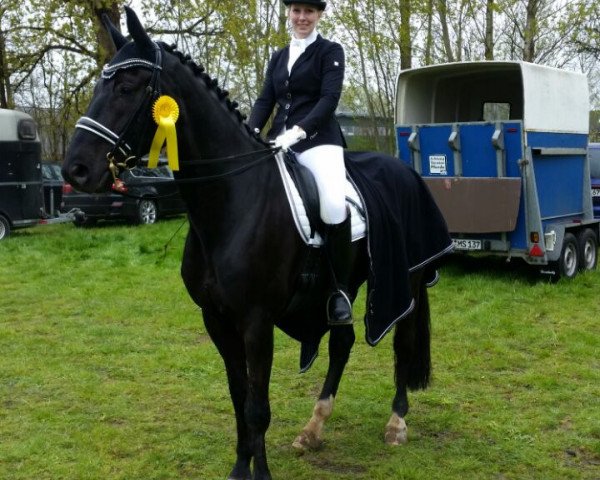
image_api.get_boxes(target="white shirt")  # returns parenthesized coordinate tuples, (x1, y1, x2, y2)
(288, 30, 318, 73)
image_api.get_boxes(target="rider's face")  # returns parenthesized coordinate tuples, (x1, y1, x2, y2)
(288, 4, 322, 39)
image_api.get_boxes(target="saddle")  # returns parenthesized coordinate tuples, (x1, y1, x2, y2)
(275, 151, 367, 245)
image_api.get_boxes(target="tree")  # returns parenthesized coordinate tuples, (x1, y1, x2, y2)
(3, 0, 600, 160)
(0, 0, 125, 159)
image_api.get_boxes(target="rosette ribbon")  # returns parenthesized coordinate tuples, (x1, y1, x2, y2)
(148, 95, 180, 171)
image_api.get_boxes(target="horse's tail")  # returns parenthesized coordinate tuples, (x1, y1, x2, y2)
(393, 272, 432, 391)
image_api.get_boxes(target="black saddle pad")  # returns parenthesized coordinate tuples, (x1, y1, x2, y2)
(345, 151, 453, 345)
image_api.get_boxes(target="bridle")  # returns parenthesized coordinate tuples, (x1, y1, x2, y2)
(75, 41, 281, 188)
(75, 43, 163, 183)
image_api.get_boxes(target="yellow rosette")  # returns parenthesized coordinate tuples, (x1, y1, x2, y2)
(148, 95, 180, 171)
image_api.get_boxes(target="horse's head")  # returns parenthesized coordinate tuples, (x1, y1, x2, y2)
(63, 7, 165, 192)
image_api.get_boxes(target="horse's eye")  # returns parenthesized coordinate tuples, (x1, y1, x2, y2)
(116, 84, 134, 96)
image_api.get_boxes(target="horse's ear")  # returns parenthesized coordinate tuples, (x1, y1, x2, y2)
(102, 14, 128, 50)
(124, 6, 154, 51)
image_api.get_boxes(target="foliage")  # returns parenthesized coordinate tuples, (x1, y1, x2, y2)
(0, 220, 599, 479)
(2, 0, 600, 159)
(0, 0, 120, 160)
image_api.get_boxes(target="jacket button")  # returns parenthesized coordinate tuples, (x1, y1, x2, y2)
(286, 93, 292, 99)
(285, 80, 289, 86)
(285, 104, 290, 109)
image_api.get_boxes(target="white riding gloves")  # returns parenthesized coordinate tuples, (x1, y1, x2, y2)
(274, 126, 307, 152)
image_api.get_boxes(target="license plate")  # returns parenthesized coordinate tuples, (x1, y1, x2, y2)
(452, 239, 483, 251)
(592, 188, 600, 198)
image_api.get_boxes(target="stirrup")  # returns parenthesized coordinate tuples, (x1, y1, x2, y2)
(327, 290, 353, 326)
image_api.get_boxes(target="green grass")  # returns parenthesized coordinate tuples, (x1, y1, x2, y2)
(1, 220, 599, 479)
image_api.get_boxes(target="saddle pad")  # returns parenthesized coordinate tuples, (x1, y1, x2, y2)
(275, 152, 367, 246)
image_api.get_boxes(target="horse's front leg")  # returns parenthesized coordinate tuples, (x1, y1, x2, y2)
(202, 311, 252, 480)
(243, 315, 275, 480)
(293, 324, 355, 451)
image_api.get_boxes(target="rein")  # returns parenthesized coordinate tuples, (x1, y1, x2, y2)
(114, 148, 279, 201)
(174, 148, 277, 184)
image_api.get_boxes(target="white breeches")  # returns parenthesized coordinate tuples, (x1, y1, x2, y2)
(296, 144, 347, 225)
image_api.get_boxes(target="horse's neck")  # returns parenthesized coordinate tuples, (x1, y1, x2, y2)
(166, 59, 291, 250)
(177, 120, 285, 248)
(180, 158, 288, 272)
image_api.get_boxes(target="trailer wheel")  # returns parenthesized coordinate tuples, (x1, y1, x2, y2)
(577, 228, 598, 271)
(0, 215, 10, 240)
(550, 232, 579, 281)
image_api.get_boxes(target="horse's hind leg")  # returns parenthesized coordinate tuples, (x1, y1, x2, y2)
(385, 273, 431, 446)
(293, 324, 355, 451)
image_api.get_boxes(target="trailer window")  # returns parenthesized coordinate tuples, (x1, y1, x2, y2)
(483, 102, 510, 121)
(18, 119, 37, 140)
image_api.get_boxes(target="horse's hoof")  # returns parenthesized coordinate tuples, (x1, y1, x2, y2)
(292, 430, 323, 452)
(227, 465, 252, 480)
(385, 413, 408, 445)
(384, 428, 407, 445)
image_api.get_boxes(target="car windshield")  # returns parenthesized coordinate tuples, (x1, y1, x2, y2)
(42, 163, 63, 180)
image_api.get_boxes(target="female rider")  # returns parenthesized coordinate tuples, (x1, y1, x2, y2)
(248, 0, 352, 326)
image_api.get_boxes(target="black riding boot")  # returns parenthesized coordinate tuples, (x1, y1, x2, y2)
(325, 214, 354, 325)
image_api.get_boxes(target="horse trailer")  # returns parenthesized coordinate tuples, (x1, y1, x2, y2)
(395, 61, 600, 280)
(0, 108, 77, 240)
(590, 143, 600, 219)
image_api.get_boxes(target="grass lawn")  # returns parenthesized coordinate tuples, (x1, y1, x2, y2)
(1, 219, 599, 479)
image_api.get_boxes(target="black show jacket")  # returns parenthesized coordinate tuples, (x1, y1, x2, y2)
(248, 35, 347, 153)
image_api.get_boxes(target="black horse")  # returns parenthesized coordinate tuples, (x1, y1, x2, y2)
(63, 8, 451, 480)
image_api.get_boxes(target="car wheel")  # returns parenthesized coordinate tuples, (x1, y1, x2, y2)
(73, 214, 97, 228)
(577, 228, 598, 271)
(549, 232, 579, 281)
(0, 215, 10, 240)
(136, 199, 157, 225)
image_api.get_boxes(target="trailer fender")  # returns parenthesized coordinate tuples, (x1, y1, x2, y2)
(543, 224, 566, 263)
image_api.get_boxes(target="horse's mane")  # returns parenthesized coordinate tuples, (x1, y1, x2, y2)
(162, 42, 267, 145)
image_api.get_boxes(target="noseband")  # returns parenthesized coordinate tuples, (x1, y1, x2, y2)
(75, 43, 163, 183)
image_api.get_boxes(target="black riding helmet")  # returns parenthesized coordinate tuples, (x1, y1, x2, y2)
(283, 0, 327, 10)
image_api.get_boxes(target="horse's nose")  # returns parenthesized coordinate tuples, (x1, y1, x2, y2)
(63, 162, 90, 190)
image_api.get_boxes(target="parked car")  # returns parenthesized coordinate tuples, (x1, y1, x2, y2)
(41, 162, 64, 216)
(61, 165, 186, 226)
(590, 143, 600, 219)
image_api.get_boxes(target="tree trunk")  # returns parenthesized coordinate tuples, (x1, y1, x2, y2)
(523, 0, 539, 62)
(424, 0, 434, 65)
(399, 0, 412, 69)
(87, 1, 122, 67)
(484, 0, 494, 60)
(438, 0, 455, 62)
(0, 29, 11, 108)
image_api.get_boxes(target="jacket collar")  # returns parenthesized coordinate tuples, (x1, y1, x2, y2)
(286, 34, 323, 74)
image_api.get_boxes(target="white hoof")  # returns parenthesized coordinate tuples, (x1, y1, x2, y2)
(292, 430, 323, 452)
(385, 412, 408, 445)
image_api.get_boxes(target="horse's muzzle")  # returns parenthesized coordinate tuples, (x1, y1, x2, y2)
(62, 160, 112, 193)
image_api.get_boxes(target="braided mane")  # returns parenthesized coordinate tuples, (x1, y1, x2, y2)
(162, 42, 265, 143)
